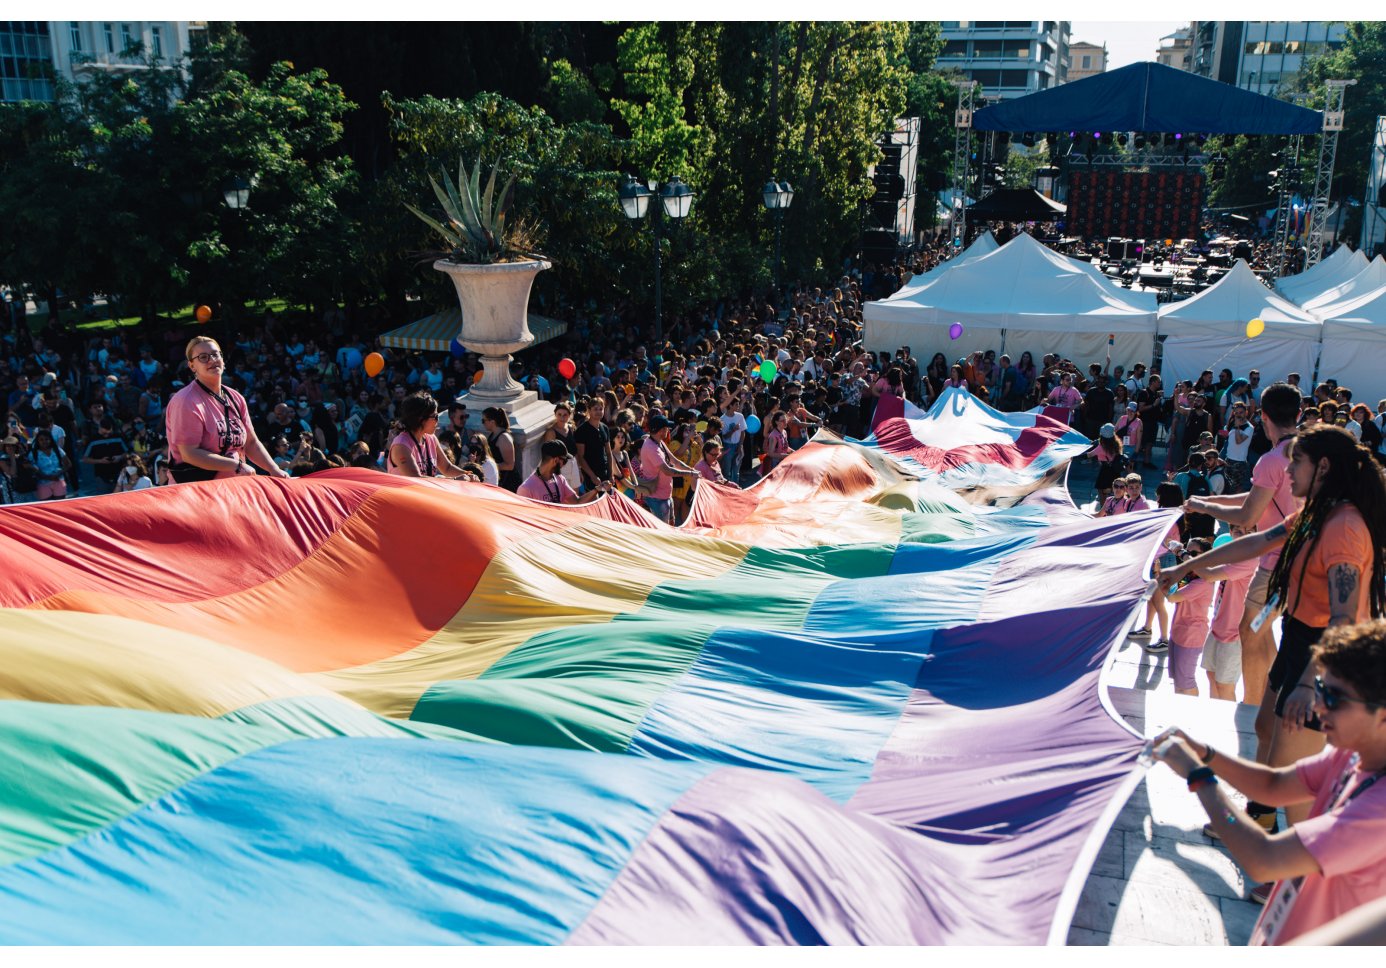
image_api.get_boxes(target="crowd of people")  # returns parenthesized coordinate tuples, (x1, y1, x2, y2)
(4, 230, 1385, 943)
(0, 235, 958, 517)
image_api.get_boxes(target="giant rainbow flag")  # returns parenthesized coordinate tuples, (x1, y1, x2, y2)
(0, 387, 1172, 944)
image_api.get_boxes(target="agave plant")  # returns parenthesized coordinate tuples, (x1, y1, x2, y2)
(405, 157, 519, 264)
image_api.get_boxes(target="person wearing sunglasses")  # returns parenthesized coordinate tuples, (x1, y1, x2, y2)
(166, 337, 289, 483)
(1161, 424, 1385, 835)
(516, 440, 609, 505)
(1150, 619, 1386, 944)
(386, 391, 467, 480)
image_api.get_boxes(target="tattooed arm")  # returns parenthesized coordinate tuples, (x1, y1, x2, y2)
(1328, 563, 1362, 627)
(1284, 561, 1363, 734)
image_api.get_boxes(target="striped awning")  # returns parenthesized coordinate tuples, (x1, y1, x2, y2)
(379, 308, 568, 352)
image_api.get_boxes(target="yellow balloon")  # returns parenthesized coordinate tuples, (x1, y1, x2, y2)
(1246, 317, 1265, 339)
(696, 420, 708, 433)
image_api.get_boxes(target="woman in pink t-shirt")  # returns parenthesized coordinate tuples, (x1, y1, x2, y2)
(1150, 621, 1386, 943)
(165, 337, 289, 483)
(387, 392, 467, 479)
(761, 411, 791, 477)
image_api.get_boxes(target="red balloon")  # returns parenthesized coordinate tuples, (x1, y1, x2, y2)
(558, 357, 576, 380)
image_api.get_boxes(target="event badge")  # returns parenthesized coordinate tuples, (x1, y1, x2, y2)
(1248, 876, 1301, 946)
(1250, 591, 1279, 634)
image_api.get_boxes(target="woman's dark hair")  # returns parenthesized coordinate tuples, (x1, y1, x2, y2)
(1314, 619, 1386, 707)
(482, 406, 508, 429)
(886, 366, 903, 388)
(1155, 482, 1184, 508)
(398, 391, 438, 433)
(1269, 424, 1386, 621)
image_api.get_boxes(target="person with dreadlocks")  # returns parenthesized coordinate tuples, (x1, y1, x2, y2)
(1162, 425, 1386, 848)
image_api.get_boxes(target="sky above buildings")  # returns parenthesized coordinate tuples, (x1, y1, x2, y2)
(1069, 21, 1188, 69)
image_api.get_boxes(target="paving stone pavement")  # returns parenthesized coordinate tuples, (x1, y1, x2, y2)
(1064, 641, 1267, 946)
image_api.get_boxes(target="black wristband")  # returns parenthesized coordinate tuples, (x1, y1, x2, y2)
(1187, 766, 1217, 791)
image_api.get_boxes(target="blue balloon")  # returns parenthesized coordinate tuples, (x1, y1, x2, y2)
(745, 413, 762, 434)
(345, 348, 363, 371)
(450, 338, 467, 359)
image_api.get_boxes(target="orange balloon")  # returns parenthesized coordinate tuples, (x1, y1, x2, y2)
(194, 305, 212, 323)
(473, 369, 484, 384)
(625, 383, 636, 396)
(364, 352, 385, 378)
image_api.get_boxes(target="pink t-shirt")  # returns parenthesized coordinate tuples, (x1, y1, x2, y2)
(639, 436, 674, 500)
(1260, 747, 1386, 944)
(1116, 413, 1142, 452)
(1251, 439, 1301, 570)
(1208, 557, 1259, 641)
(1169, 577, 1214, 649)
(165, 381, 251, 478)
(386, 431, 440, 477)
(695, 458, 725, 483)
(1047, 385, 1081, 409)
(517, 470, 576, 504)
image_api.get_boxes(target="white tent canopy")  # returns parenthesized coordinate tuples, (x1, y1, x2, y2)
(1275, 245, 1369, 304)
(1317, 284, 1386, 408)
(899, 230, 998, 288)
(1300, 255, 1386, 313)
(1157, 260, 1321, 388)
(863, 232, 1158, 369)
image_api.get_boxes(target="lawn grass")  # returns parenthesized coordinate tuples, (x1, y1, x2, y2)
(35, 297, 306, 333)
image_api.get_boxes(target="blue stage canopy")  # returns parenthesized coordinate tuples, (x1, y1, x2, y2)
(972, 62, 1322, 135)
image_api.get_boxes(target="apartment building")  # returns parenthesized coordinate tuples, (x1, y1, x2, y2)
(1185, 21, 1346, 94)
(937, 21, 1070, 100)
(1067, 42, 1107, 82)
(1, 20, 202, 103)
(1156, 26, 1193, 71)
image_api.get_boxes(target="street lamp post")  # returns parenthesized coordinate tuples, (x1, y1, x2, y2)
(761, 178, 794, 290)
(220, 176, 253, 309)
(619, 174, 695, 343)
(221, 176, 252, 211)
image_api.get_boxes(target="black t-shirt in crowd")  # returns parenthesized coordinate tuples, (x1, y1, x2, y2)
(1084, 385, 1115, 425)
(573, 420, 611, 483)
(84, 435, 129, 485)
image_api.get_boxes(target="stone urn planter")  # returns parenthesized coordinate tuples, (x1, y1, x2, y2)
(437, 257, 555, 479)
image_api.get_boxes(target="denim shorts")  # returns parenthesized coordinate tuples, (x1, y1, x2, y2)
(644, 496, 671, 522)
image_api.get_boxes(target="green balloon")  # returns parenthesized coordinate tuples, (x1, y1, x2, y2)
(760, 359, 777, 382)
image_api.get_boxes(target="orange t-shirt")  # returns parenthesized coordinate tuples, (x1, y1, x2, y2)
(1284, 504, 1375, 627)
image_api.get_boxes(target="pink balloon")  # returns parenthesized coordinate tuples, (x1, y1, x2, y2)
(948, 322, 964, 340)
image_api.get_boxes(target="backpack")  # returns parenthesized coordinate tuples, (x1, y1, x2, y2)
(1109, 451, 1131, 478)
(1184, 470, 1211, 498)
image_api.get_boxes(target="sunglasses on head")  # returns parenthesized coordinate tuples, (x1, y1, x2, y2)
(1315, 676, 1380, 712)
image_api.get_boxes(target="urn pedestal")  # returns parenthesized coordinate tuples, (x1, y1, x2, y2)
(436, 258, 555, 480)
